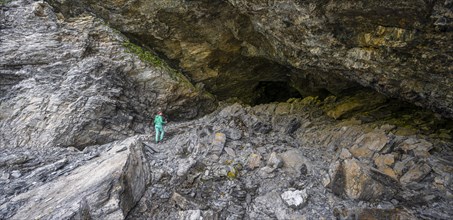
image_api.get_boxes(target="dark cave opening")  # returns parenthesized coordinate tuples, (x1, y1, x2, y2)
(253, 81, 303, 105)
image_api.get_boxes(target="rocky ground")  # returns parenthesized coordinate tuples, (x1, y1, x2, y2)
(125, 101, 453, 220)
(2, 100, 453, 219)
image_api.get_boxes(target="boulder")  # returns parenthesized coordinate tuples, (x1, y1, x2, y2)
(280, 149, 310, 175)
(399, 138, 433, 158)
(281, 189, 309, 209)
(250, 191, 299, 220)
(399, 163, 432, 185)
(374, 154, 395, 169)
(339, 148, 352, 160)
(330, 158, 395, 201)
(0, 136, 150, 219)
(171, 192, 201, 210)
(177, 157, 197, 177)
(350, 131, 389, 159)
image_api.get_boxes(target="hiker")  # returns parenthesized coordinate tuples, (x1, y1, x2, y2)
(154, 111, 166, 143)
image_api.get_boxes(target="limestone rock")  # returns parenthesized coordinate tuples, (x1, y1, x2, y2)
(166, 210, 217, 220)
(249, 191, 293, 220)
(380, 167, 398, 180)
(358, 131, 389, 152)
(0, 8, 452, 214)
(177, 157, 197, 177)
(258, 166, 276, 179)
(350, 131, 389, 159)
(338, 207, 417, 220)
(226, 128, 242, 141)
(339, 148, 352, 160)
(224, 147, 236, 157)
(326, 92, 387, 119)
(399, 138, 433, 158)
(349, 146, 374, 159)
(171, 192, 201, 210)
(394, 156, 415, 177)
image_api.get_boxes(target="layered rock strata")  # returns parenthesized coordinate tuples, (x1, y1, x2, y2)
(48, 0, 453, 117)
(0, 136, 150, 219)
(0, 0, 216, 149)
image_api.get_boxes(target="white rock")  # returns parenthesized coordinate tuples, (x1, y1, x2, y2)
(178, 210, 201, 220)
(281, 189, 308, 209)
(11, 170, 21, 178)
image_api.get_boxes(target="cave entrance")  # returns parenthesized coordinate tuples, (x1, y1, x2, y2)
(253, 81, 302, 105)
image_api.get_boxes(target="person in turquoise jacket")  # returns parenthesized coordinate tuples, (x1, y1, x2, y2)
(154, 111, 166, 143)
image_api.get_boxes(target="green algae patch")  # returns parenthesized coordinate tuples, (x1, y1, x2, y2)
(394, 126, 418, 136)
(304, 89, 453, 140)
(327, 100, 364, 119)
(323, 91, 387, 120)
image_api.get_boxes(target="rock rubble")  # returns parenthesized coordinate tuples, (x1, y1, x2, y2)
(128, 101, 453, 219)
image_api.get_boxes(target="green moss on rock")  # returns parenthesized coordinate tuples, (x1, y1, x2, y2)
(324, 91, 387, 120)
(123, 41, 161, 66)
(122, 40, 217, 103)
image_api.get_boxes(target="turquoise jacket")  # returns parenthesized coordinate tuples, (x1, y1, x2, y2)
(154, 115, 165, 128)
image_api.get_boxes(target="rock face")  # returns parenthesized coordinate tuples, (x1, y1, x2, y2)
(0, 0, 216, 149)
(47, 0, 453, 117)
(0, 135, 150, 219)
